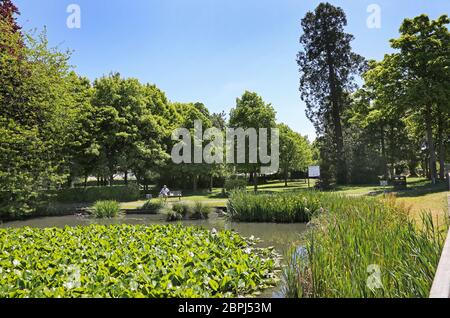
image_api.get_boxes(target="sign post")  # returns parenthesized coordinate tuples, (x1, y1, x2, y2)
(308, 166, 321, 189)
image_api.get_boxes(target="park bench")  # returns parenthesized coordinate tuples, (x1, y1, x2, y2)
(169, 191, 183, 200)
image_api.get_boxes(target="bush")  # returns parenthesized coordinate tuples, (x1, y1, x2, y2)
(227, 191, 322, 223)
(190, 201, 212, 220)
(54, 185, 140, 203)
(224, 178, 247, 193)
(282, 195, 447, 298)
(172, 202, 192, 218)
(141, 200, 165, 214)
(166, 210, 183, 222)
(91, 200, 121, 218)
(0, 225, 279, 297)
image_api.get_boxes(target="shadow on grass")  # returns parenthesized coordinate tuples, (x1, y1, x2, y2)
(394, 181, 448, 198)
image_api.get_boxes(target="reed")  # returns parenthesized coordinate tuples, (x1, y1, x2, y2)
(282, 194, 447, 298)
(227, 190, 323, 223)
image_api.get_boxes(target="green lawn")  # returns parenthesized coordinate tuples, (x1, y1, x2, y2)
(121, 178, 449, 225)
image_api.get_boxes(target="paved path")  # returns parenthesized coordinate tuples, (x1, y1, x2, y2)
(429, 194, 450, 298)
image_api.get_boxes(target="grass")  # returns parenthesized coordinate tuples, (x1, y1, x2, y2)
(0, 225, 279, 297)
(114, 177, 448, 226)
(282, 194, 448, 298)
(139, 200, 166, 214)
(227, 191, 322, 223)
(90, 200, 121, 218)
(165, 202, 212, 221)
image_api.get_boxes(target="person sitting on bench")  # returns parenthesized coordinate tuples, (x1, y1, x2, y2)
(159, 185, 170, 201)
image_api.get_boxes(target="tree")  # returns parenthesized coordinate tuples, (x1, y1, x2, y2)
(1, 14, 85, 218)
(229, 91, 277, 192)
(297, 2, 365, 184)
(278, 124, 313, 186)
(0, 0, 21, 33)
(89, 74, 168, 187)
(387, 14, 450, 183)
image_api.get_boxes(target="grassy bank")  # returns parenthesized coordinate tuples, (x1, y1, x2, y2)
(0, 224, 279, 298)
(283, 194, 447, 298)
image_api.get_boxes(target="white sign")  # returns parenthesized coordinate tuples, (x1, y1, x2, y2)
(308, 166, 320, 178)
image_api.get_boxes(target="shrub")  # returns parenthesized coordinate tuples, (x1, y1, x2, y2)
(54, 185, 140, 203)
(91, 200, 121, 218)
(172, 202, 192, 218)
(190, 201, 212, 220)
(224, 178, 247, 193)
(282, 195, 447, 298)
(141, 200, 165, 214)
(166, 210, 183, 222)
(0, 225, 279, 297)
(227, 190, 322, 223)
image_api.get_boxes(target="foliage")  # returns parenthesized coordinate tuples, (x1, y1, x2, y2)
(54, 185, 140, 203)
(283, 195, 447, 298)
(171, 202, 192, 218)
(91, 200, 121, 218)
(297, 2, 366, 185)
(165, 209, 183, 222)
(165, 202, 211, 220)
(278, 123, 313, 186)
(0, 14, 84, 219)
(190, 201, 212, 220)
(228, 91, 277, 191)
(227, 191, 322, 223)
(0, 225, 279, 297)
(224, 178, 248, 193)
(140, 200, 165, 214)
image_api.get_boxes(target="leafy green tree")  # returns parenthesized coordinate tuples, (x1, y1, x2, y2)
(297, 2, 365, 184)
(278, 124, 313, 186)
(90, 74, 168, 187)
(0, 13, 85, 217)
(389, 14, 450, 183)
(229, 91, 277, 192)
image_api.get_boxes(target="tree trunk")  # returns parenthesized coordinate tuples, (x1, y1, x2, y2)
(253, 172, 258, 192)
(209, 175, 213, 192)
(438, 115, 446, 180)
(284, 166, 289, 187)
(425, 105, 437, 184)
(326, 53, 347, 185)
(124, 170, 128, 185)
(380, 126, 388, 179)
(193, 174, 198, 192)
(84, 174, 88, 189)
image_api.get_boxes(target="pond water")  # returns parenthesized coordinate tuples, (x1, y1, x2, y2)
(1, 212, 307, 298)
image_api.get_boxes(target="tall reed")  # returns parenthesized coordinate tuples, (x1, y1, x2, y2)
(227, 190, 323, 223)
(282, 194, 447, 298)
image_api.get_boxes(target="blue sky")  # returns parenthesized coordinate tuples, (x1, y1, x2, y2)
(14, 0, 450, 140)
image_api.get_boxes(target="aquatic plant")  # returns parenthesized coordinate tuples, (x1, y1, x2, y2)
(91, 200, 121, 218)
(0, 224, 279, 298)
(282, 195, 447, 298)
(227, 190, 322, 223)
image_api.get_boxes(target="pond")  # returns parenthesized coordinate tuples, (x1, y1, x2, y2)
(0, 212, 307, 298)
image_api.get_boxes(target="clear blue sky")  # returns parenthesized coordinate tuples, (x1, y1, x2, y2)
(14, 0, 450, 140)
